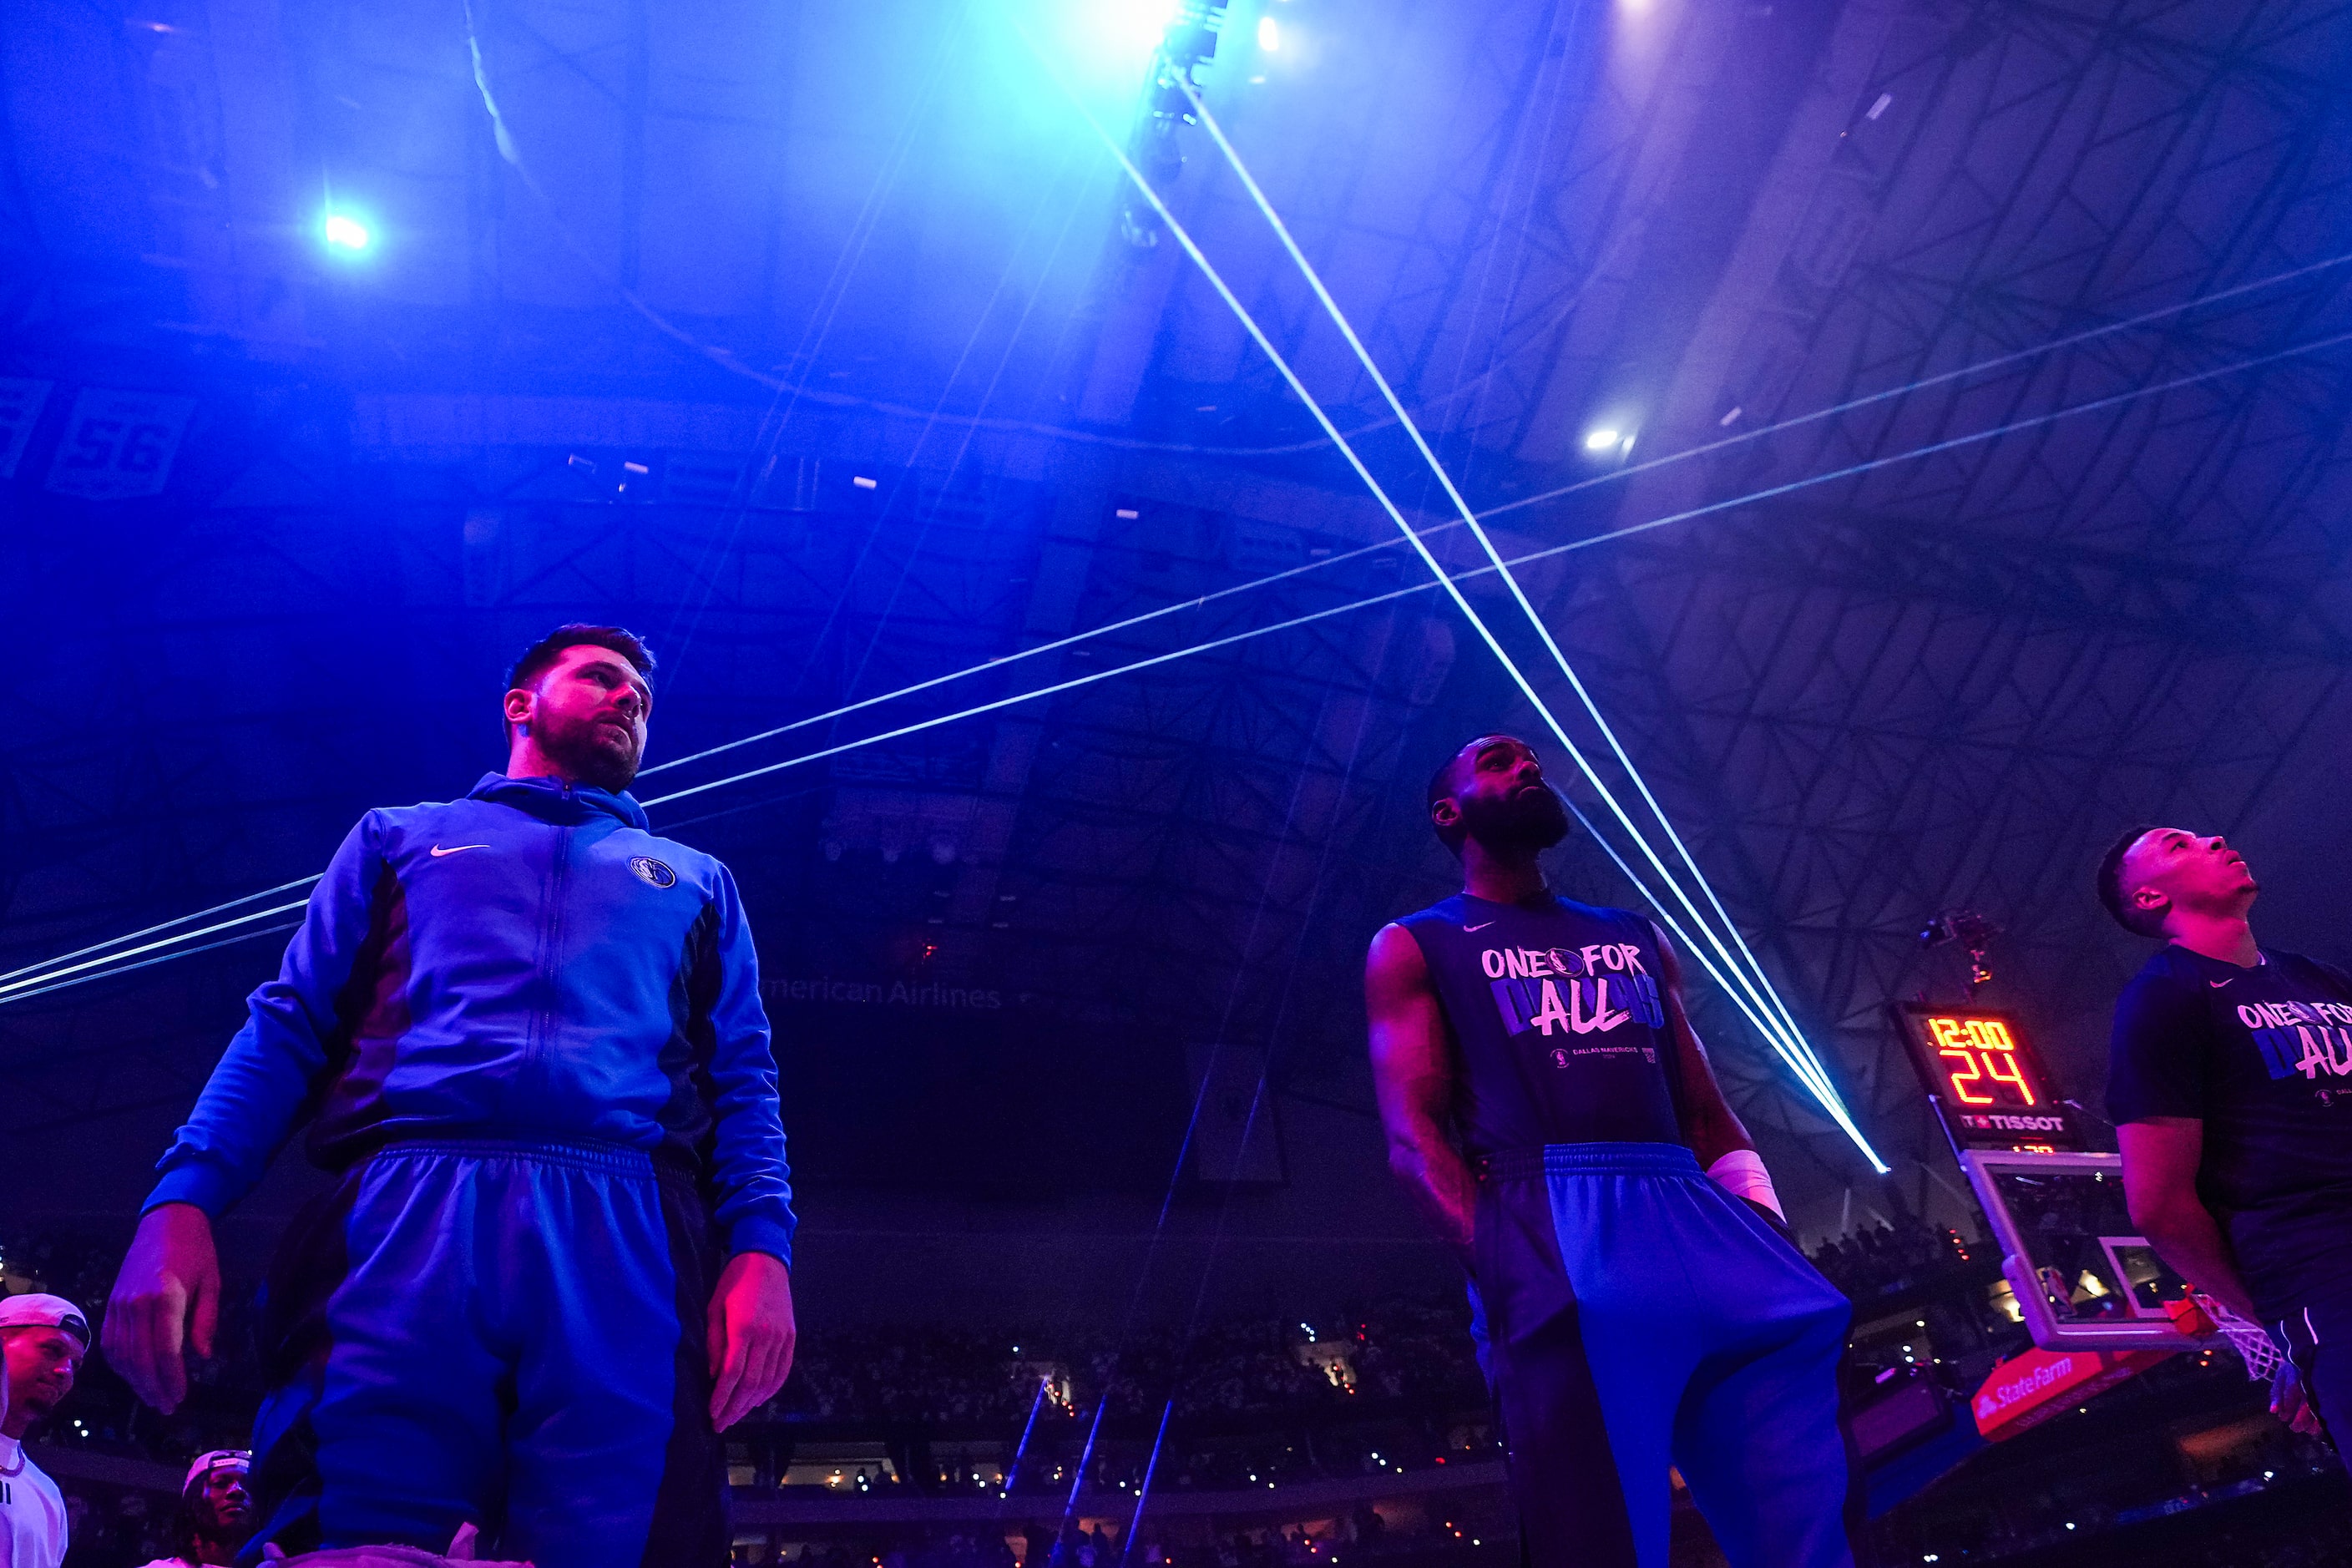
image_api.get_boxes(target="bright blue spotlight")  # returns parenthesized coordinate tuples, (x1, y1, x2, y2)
(322, 213, 372, 252)
(1043, 0, 1181, 91)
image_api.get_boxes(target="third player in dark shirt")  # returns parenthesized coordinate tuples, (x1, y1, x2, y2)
(2098, 824, 2352, 1440)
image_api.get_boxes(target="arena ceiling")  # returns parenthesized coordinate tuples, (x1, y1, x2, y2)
(5, 0, 2352, 1236)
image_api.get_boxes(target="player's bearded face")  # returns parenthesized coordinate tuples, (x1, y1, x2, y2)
(1462, 779, 1571, 851)
(518, 648, 650, 792)
(537, 699, 642, 791)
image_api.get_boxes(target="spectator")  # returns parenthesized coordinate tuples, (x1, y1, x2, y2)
(134, 1449, 255, 1567)
(1806, 1215, 1975, 1300)
(0, 1293, 90, 1568)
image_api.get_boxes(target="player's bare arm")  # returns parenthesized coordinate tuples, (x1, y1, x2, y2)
(1366, 921, 1477, 1263)
(1647, 920, 1754, 1171)
(2117, 1117, 2258, 1321)
(1648, 919, 1790, 1227)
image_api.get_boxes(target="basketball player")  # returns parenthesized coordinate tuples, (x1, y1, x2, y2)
(1367, 735, 1859, 1567)
(104, 625, 797, 1566)
(2099, 827, 2352, 1440)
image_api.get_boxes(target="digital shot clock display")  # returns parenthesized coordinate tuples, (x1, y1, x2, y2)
(1889, 1002, 2083, 1151)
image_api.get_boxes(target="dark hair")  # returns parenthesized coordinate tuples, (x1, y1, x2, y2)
(506, 625, 656, 695)
(2097, 823, 2167, 938)
(1425, 751, 1464, 814)
(1427, 737, 1492, 857)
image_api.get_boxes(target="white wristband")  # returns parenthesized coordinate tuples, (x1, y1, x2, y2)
(1707, 1149, 1783, 1222)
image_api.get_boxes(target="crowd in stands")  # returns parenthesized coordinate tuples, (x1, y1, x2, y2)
(19, 1216, 2352, 1568)
(730, 1505, 1500, 1568)
(1806, 1212, 1981, 1301)
(3, 1224, 1493, 1469)
(776, 1301, 1487, 1431)
(8, 1211, 1985, 1479)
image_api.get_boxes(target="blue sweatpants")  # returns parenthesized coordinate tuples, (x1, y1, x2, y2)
(243, 1141, 727, 1566)
(1472, 1143, 1860, 1568)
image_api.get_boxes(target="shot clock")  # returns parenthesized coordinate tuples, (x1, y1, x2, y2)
(1888, 1002, 2083, 1151)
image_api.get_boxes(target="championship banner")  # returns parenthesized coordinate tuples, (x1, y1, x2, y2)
(45, 387, 196, 500)
(0, 378, 49, 479)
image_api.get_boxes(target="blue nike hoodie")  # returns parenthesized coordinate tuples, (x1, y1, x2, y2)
(145, 772, 796, 1264)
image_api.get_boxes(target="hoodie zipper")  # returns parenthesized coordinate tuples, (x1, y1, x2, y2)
(536, 785, 574, 1073)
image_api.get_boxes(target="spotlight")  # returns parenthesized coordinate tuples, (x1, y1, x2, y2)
(1583, 427, 1621, 452)
(1069, 0, 1184, 79)
(1257, 13, 1278, 48)
(322, 212, 372, 252)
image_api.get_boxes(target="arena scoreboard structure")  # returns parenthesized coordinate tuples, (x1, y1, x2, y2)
(1888, 1004, 2081, 1151)
(1888, 1002, 2203, 1355)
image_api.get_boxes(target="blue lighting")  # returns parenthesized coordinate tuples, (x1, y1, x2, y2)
(1060, 0, 1182, 82)
(322, 212, 372, 252)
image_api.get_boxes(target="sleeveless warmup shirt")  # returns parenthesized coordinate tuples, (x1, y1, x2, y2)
(1399, 893, 1683, 1156)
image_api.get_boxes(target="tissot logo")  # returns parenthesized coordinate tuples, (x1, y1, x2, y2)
(629, 855, 678, 888)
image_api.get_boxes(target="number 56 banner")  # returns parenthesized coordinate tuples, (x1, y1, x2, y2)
(46, 387, 196, 500)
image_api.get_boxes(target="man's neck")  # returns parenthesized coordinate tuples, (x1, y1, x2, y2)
(1, 1417, 31, 1443)
(2169, 912, 2260, 968)
(504, 741, 583, 787)
(1461, 842, 1548, 906)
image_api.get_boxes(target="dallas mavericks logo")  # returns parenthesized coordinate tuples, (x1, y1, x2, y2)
(629, 856, 677, 888)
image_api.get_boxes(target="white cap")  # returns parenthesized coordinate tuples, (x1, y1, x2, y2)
(185, 1448, 251, 1490)
(0, 1293, 89, 1349)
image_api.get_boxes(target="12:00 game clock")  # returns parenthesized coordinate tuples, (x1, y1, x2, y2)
(1888, 1003, 2084, 1151)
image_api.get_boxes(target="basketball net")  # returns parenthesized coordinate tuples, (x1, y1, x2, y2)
(2189, 1292, 2282, 1382)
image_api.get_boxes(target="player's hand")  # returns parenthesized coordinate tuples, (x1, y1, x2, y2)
(103, 1202, 220, 1414)
(2272, 1359, 2324, 1436)
(706, 1250, 795, 1432)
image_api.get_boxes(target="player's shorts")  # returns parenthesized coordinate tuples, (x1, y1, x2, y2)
(1471, 1141, 1861, 1568)
(2269, 1292, 2352, 1453)
(241, 1139, 727, 1566)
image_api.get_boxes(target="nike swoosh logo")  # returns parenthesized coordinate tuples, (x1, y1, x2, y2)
(2208, 979, 2233, 989)
(430, 844, 490, 857)
(1464, 921, 1495, 932)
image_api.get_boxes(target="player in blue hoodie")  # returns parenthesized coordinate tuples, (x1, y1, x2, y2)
(104, 625, 795, 1566)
